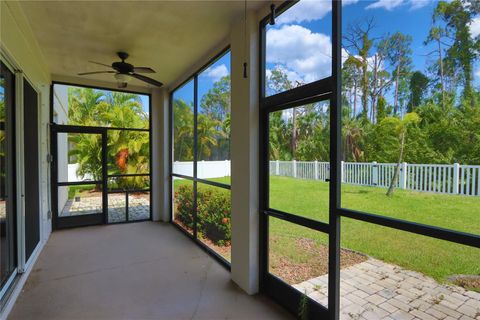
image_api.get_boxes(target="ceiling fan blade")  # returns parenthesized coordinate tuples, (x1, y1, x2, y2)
(131, 73, 163, 87)
(133, 67, 156, 73)
(78, 71, 116, 75)
(88, 61, 113, 68)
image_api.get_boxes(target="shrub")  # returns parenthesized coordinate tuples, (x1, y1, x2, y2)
(197, 188, 231, 246)
(174, 185, 195, 229)
(174, 184, 231, 246)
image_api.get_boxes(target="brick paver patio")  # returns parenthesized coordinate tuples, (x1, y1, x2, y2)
(60, 193, 150, 223)
(294, 258, 480, 320)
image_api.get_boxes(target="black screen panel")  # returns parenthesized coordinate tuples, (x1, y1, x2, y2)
(24, 79, 40, 261)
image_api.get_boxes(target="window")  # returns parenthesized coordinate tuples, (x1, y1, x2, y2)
(260, 1, 334, 317)
(171, 49, 231, 264)
(340, 219, 480, 319)
(172, 79, 194, 176)
(265, 0, 332, 97)
(260, 1, 479, 319)
(337, 1, 480, 316)
(269, 101, 330, 223)
(340, 0, 480, 235)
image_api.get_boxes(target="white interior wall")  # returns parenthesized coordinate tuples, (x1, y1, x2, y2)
(0, 0, 52, 317)
(0, 0, 51, 249)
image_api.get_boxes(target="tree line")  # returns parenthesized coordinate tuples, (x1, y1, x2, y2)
(173, 76, 231, 162)
(174, 1, 479, 169)
(269, 0, 480, 166)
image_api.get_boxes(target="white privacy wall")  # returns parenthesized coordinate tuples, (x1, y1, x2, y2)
(173, 160, 231, 179)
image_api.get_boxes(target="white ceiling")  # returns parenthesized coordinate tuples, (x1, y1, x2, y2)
(19, 0, 267, 89)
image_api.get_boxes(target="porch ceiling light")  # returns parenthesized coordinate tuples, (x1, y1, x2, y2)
(115, 73, 131, 82)
(115, 73, 131, 88)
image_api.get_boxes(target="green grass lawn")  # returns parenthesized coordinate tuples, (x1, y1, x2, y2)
(174, 176, 480, 284)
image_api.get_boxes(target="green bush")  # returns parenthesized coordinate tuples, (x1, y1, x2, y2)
(197, 188, 231, 246)
(174, 184, 231, 246)
(174, 185, 195, 229)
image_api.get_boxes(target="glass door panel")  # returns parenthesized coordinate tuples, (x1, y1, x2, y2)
(54, 130, 105, 229)
(0, 61, 17, 293)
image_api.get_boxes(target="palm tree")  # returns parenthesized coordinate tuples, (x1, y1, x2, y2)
(67, 87, 104, 125)
(342, 118, 364, 162)
(173, 99, 194, 161)
(67, 87, 150, 190)
(197, 114, 219, 160)
(69, 133, 102, 183)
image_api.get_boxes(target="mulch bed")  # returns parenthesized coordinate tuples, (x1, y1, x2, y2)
(269, 236, 367, 285)
(449, 275, 480, 292)
(173, 219, 231, 260)
(173, 219, 367, 285)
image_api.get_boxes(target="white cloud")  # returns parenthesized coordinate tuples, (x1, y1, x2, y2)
(276, 0, 358, 25)
(470, 16, 480, 38)
(366, 0, 431, 11)
(266, 24, 332, 83)
(366, 0, 404, 10)
(343, 0, 360, 5)
(409, 0, 431, 10)
(204, 64, 228, 82)
(277, 0, 331, 25)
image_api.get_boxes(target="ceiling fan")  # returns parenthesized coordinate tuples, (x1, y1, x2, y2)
(78, 52, 163, 88)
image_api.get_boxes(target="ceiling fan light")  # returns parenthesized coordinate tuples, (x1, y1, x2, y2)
(115, 73, 131, 83)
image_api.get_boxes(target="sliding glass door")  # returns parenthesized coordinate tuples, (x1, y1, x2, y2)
(0, 61, 17, 294)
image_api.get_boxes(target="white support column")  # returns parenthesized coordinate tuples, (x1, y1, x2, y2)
(230, 10, 260, 295)
(275, 160, 279, 175)
(314, 160, 318, 180)
(453, 163, 460, 195)
(293, 160, 297, 178)
(151, 87, 170, 222)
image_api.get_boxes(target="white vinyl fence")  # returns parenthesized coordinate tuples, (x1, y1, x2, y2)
(270, 161, 480, 196)
(173, 160, 480, 196)
(173, 160, 231, 179)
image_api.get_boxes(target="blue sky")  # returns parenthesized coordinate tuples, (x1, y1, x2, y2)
(173, 51, 231, 112)
(265, 0, 480, 98)
(173, 0, 479, 105)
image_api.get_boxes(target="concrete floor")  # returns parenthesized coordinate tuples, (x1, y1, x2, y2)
(9, 222, 292, 320)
